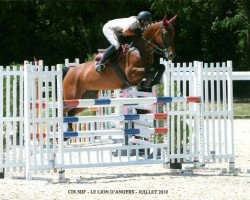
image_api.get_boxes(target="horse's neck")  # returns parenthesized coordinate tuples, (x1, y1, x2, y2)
(133, 39, 146, 54)
(129, 38, 153, 68)
(134, 27, 159, 53)
(135, 28, 159, 61)
(143, 23, 160, 45)
(127, 24, 160, 66)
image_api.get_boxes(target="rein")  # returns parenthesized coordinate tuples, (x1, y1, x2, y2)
(141, 36, 164, 56)
(141, 22, 168, 57)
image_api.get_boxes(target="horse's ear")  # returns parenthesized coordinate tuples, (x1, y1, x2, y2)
(169, 15, 177, 24)
(162, 15, 168, 26)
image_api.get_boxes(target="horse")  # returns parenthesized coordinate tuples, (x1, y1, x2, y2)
(62, 15, 177, 126)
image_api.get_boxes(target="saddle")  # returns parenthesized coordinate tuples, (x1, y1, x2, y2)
(94, 44, 130, 63)
(94, 44, 135, 89)
(94, 40, 162, 90)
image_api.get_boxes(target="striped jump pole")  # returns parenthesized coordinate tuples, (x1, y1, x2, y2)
(30, 96, 200, 109)
(64, 96, 201, 108)
(62, 96, 200, 150)
(63, 113, 167, 123)
(64, 127, 168, 138)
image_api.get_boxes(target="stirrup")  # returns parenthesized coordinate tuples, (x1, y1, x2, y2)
(95, 63, 105, 73)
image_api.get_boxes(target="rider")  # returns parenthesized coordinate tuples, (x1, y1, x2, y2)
(95, 11, 152, 73)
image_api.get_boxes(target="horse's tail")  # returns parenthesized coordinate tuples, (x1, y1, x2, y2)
(54, 66, 69, 102)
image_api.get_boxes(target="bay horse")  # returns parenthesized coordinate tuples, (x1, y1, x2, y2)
(63, 15, 177, 125)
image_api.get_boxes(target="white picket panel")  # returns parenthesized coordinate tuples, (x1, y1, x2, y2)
(0, 60, 237, 180)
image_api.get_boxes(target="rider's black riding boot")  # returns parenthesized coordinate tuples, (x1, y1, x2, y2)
(95, 45, 116, 73)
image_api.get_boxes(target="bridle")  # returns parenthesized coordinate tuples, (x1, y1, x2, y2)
(141, 35, 164, 55)
(141, 22, 174, 60)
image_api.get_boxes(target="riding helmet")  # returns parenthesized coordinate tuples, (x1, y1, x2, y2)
(137, 11, 152, 22)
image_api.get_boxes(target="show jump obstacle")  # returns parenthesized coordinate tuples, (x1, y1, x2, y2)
(0, 60, 235, 180)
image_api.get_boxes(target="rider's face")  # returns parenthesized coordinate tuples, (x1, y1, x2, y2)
(140, 20, 149, 28)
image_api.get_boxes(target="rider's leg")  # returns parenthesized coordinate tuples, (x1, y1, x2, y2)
(95, 25, 120, 73)
(95, 45, 116, 73)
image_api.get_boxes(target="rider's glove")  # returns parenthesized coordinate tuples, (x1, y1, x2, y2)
(134, 28, 143, 37)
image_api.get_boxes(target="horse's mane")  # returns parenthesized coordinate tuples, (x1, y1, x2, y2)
(143, 21, 161, 35)
(146, 21, 161, 29)
(143, 19, 175, 36)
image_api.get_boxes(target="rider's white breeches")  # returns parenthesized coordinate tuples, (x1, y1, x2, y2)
(103, 24, 120, 50)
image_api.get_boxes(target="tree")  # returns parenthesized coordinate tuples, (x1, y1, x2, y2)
(150, 0, 249, 70)
(0, 0, 249, 71)
(0, 0, 152, 65)
(239, 0, 250, 68)
(0, 1, 37, 65)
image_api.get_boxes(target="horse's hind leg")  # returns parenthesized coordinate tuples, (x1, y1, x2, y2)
(67, 108, 78, 131)
(66, 107, 88, 131)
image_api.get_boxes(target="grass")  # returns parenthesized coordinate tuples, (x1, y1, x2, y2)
(234, 102, 250, 117)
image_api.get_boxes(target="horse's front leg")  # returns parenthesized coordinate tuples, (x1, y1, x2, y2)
(150, 64, 165, 86)
(143, 64, 165, 87)
(127, 67, 145, 83)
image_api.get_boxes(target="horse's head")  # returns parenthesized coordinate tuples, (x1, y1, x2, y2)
(159, 15, 177, 60)
(143, 15, 177, 61)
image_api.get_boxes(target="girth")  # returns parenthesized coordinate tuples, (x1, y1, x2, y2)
(110, 61, 136, 89)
